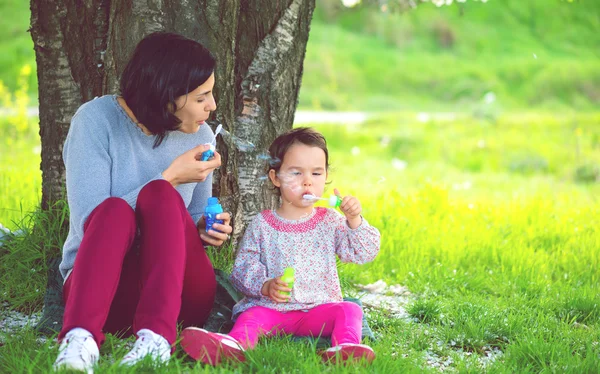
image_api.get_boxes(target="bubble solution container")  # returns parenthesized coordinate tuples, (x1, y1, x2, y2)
(279, 267, 295, 297)
(204, 197, 223, 233)
(200, 144, 216, 161)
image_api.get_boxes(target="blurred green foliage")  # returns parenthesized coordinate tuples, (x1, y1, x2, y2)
(0, 0, 37, 101)
(1, 0, 599, 111)
(303, 0, 600, 111)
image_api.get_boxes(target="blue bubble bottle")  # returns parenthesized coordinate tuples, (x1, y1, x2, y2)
(204, 197, 224, 232)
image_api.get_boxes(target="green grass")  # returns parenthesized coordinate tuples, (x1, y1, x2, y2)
(1, 1, 600, 369)
(1, 327, 425, 373)
(1, 110, 599, 372)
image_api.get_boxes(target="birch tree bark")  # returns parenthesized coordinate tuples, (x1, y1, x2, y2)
(30, 0, 315, 332)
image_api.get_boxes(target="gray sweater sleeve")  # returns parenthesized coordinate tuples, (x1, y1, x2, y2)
(63, 108, 162, 235)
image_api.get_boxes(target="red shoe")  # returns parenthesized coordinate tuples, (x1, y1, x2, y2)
(180, 327, 246, 366)
(320, 343, 376, 364)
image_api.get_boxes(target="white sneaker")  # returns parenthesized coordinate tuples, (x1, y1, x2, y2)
(119, 328, 171, 366)
(53, 328, 99, 374)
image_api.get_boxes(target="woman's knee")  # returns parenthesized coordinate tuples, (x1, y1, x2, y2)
(86, 197, 135, 230)
(137, 179, 181, 211)
(99, 197, 134, 213)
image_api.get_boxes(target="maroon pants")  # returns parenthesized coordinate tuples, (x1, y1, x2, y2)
(59, 180, 216, 346)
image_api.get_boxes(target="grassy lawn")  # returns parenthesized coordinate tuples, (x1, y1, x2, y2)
(1, 0, 599, 371)
(1, 111, 599, 372)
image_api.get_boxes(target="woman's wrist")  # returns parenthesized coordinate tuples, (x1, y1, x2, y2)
(162, 169, 178, 187)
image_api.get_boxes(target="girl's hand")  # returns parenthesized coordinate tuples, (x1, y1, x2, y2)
(198, 212, 232, 247)
(334, 188, 362, 229)
(261, 277, 292, 303)
(162, 144, 221, 187)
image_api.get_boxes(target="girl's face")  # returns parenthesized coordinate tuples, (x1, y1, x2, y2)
(173, 72, 217, 134)
(269, 143, 328, 208)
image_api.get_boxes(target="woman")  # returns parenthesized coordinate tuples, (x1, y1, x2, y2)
(53, 32, 232, 372)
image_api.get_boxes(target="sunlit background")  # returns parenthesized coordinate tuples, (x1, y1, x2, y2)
(1, 0, 599, 228)
(1, 0, 599, 371)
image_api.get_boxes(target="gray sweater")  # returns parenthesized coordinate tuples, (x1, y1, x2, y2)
(60, 95, 215, 280)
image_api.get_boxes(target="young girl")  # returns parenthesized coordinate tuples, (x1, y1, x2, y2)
(180, 127, 381, 365)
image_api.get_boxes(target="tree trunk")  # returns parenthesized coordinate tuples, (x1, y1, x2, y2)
(30, 0, 315, 332)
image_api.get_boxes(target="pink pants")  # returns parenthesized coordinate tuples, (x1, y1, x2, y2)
(229, 302, 363, 349)
(59, 180, 217, 346)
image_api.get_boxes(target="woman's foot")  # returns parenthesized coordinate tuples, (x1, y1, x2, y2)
(180, 327, 246, 366)
(119, 329, 171, 366)
(53, 328, 99, 373)
(320, 343, 376, 364)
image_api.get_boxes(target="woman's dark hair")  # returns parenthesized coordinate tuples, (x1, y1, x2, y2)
(268, 127, 330, 195)
(120, 32, 216, 147)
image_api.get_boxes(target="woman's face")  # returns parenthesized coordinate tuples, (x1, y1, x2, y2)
(173, 72, 217, 133)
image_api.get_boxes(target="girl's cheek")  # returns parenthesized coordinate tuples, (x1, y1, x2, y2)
(279, 174, 301, 192)
(282, 182, 302, 193)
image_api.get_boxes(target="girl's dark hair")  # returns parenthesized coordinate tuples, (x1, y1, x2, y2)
(120, 32, 216, 147)
(268, 127, 330, 195)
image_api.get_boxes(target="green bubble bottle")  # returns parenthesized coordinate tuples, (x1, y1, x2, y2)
(280, 267, 295, 297)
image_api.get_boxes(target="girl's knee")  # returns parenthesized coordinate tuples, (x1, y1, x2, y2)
(339, 301, 363, 318)
(237, 306, 277, 323)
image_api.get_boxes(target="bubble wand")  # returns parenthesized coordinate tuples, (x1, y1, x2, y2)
(302, 194, 342, 208)
(200, 123, 223, 161)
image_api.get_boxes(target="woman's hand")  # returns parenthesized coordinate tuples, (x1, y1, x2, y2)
(334, 188, 362, 229)
(162, 144, 221, 187)
(198, 212, 232, 247)
(261, 277, 292, 303)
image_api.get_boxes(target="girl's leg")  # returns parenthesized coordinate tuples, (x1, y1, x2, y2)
(180, 306, 286, 365)
(133, 180, 215, 345)
(60, 197, 137, 346)
(293, 302, 375, 363)
(292, 302, 364, 346)
(228, 306, 289, 349)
